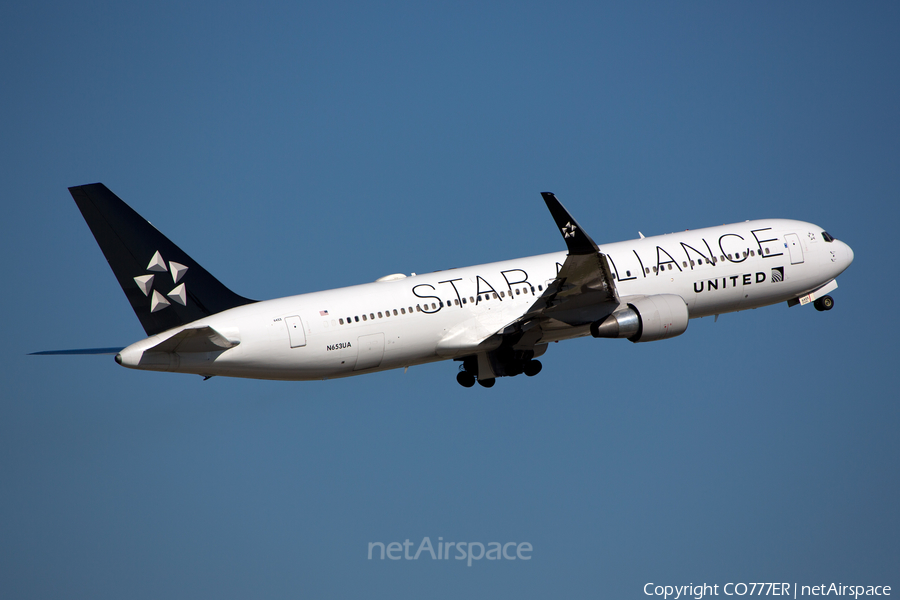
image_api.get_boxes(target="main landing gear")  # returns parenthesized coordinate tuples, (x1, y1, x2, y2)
(456, 371, 476, 388)
(456, 369, 498, 388)
(814, 295, 834, 312)
(456, 354, 543, 388)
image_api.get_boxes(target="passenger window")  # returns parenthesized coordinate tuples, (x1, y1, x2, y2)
(470, 297, 474, 303)
(682, 261, 687, 268)
(354, 316, 359, 322)
(362, 314, 367, 321)
(339, 318, 344, 325)
(454, 299, 459, 306)
(378, 312, 383, 318)
(515, 289, 520, 295)
(537, 286, 543, 291)
(431, 303, 436, 309)
(400, 308, 406, 314)
(393, 309, 398, 316)
(668, 264, 673, 270)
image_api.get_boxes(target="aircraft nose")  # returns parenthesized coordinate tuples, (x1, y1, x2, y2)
(836, 239, 854, 273)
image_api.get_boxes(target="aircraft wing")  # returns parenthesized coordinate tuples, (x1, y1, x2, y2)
(439, 193, 620, 358)
(508, 193, 619, 331)
(446, 192, 623, 374)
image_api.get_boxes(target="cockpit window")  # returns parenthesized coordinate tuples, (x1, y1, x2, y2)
(822, 231, 835, 242)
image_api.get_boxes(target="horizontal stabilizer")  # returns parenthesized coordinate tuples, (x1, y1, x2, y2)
(146, 326, 239, 354)
(29, 347, 124, 356)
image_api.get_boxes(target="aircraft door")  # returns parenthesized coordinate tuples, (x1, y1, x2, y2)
(355, 333, 385, 371)
(785, 233, 804, 264)
(285, 315, 307, 348)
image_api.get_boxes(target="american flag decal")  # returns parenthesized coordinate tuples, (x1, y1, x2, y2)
(319, 310, 329, 316)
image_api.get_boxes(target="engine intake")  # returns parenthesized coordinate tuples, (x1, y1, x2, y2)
(591, 294, 689, 343)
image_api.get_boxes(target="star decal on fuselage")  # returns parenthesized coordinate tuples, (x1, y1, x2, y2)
(133, 250, 189, 312)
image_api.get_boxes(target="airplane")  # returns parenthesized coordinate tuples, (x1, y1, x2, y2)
(32, 183, 854, 388)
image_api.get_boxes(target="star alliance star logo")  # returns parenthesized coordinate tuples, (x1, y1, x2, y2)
(562, 222, 577, 239)
(133, 251, 189, 312)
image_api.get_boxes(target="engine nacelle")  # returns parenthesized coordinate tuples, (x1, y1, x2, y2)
(590, 294, 689, 343)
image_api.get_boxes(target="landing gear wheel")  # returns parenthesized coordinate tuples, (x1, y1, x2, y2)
(524, 360, 543, 377)
(456, 371, 476, 388)
(477, 378, 495, 388)
(814, 295, 834, 311)
(505, 361, 524, 377)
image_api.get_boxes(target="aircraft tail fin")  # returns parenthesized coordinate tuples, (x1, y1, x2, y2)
(69, 183, 256, 337)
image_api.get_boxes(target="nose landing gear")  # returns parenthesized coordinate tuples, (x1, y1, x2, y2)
(814, 295, 834, 311)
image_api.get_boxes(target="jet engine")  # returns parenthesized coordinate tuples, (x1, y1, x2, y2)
(590, 294, 689, 343)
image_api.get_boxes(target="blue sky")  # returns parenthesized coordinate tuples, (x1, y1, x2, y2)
(2, 2, 898, 598)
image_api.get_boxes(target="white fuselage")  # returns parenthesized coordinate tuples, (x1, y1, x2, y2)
(116, 219, 853, 380)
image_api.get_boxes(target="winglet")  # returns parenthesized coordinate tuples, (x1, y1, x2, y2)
(541, 192, 599, 255)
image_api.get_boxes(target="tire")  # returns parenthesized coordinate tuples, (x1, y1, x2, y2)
(814, 295, 834, 311)
(505, 361, 524, 377)
(457, 371, 476, 387)
(477, 378, 495, 388)
(524, 360, 543, 377)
